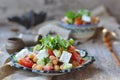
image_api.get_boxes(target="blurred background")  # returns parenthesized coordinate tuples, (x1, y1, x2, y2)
(0, 0, 120, 44)
(0, 0, 119, 22)
(0, 1, 120, 79)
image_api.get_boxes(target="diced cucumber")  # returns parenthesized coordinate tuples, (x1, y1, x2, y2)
(37, 59, 45, 66)
(63, 63, 73, 70)
(76, 49, 88, 58)
(53, 50, 61, 57)
(33, 44, 41, 51)
(64, 17, 74, 24)
(83, 56, 92, 61)
(12, 55, 17, 61)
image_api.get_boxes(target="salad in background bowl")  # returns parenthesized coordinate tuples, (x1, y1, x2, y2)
(60, 9, 99, 40)
(10, 35, 95, 75)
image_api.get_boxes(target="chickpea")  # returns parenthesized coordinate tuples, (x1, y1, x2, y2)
(28, 53, 35, 59)
(52, 59, 58, 65)
(72, 61, 79, 67)
(49, 55, 56, 60)
(55, 57, 59, 61)
(32, 64, 37, 69)
(36, 65, 43, 70)
(54, 65, 60, 71)
(60, 65, 64, 70)
(33, 57, 38, 62)
(46, 63, 53, 66)
(91, 17, 100, 24)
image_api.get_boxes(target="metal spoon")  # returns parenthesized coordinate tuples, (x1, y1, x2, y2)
(102, 28, 120, 66)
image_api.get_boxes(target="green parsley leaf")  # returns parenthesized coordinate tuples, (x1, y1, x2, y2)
(78, 9, 91, 16)
(65, 11, 76, 19)
(39, 35, 74, 50)
(44, 57, 51, 65)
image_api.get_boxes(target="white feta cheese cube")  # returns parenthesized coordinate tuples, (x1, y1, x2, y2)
(15, 48, 30, 60)
(59, 51, 72, 63)
(36, 49, 48, 60)
(82, 15, 91, 22)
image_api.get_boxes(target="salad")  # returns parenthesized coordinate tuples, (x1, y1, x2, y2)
(14, 35, 86, 71)
(61, 9, 99, 26)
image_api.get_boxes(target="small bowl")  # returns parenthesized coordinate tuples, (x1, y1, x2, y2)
(6, 38, 25, 54)
(60, 21, 98, 40)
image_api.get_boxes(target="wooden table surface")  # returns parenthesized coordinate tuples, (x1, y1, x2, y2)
(0, 20, 120, 80)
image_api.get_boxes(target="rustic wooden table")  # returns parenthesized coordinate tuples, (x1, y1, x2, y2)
(0, 19, 120, 80)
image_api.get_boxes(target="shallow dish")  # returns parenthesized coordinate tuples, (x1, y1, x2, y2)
(10, 49, 95, 76)
(60, 21, 98, 40)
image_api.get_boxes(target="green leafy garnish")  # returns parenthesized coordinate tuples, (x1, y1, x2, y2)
(12, 55, 17, 61)
(65, 11, 76, 24)
(44, 57, 51, 65)
(65, 9, 91, 20)
(78, 9, 91, 16)
(38, 35, 74, 51)
(67, 38, 74, 47)
(40, 35, 55, 50)
(65, 11, 76, 19)
(37, 57, 51, 65)
(33, 44, 42, 51)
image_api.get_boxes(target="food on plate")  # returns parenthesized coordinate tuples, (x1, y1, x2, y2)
(14, 35, 87, 71)
(61, 9, 99, 26)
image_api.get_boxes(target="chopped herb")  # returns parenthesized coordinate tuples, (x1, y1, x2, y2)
(65, 11, 76, 19)
(38, 35, 74, 51)
(44, 57, 51, 65)
(33, 44, 42, 51)
(78, 9, 91, 16)
(12, 55, 17, 61)
(65, 9, 91, 20)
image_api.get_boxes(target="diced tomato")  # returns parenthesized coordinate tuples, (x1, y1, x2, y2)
(79, 59, 85, 64)
(67, 45, 76, 53)
(70, 52, 84, 66)
(18, 58, 24, 65)
(48, 48, 54, 56)
(18, 58, 34, 68)
(71, 51, 81, 61)
(71, 60, 80, 67)
(68, 46, 83, 65)
(74, 17, 82, 26)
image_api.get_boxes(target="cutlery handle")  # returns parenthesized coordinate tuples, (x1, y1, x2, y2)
(103, 35, 120, 67)
(103, 29, 120, 67)
(110, 50, 120, 66)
